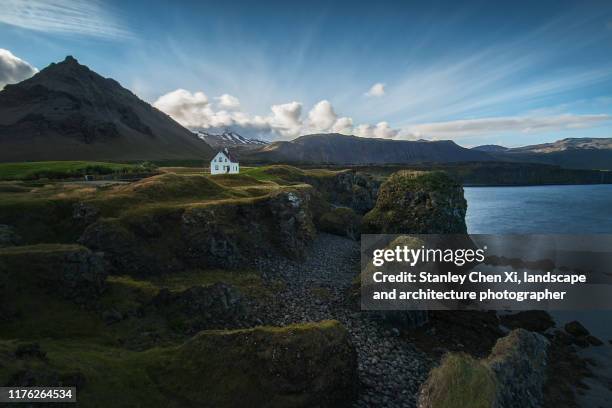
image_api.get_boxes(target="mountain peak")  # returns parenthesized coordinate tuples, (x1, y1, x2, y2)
(0, 55, 213, 161)
(63, 55, 79, 64)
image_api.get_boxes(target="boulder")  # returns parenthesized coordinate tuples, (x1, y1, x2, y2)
(500, 311, 555, 333)
(363, 171, 467, 234)
(564, 320, 589, 337)
(418, 329, 548, 408)
(488, 329, 548, 408)
(318, 207, 361, 240)
(151, 320, 358, 408)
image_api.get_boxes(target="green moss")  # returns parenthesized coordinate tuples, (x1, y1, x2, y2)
(151, 269, 271, 300)
(422, 353, 497, 408)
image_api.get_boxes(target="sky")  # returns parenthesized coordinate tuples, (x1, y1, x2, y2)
(1, 0, 612, 146)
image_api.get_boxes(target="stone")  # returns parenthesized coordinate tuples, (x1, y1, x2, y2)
(488, 329, 548, 408)
(418, 329, 548, 408)
(564, 320, 590, 337)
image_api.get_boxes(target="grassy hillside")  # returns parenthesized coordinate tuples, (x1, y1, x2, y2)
(0, 161, 153, 181)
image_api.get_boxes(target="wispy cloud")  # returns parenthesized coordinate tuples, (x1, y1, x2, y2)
(402, 114, 612, 140)
(0, 0, 133, 39)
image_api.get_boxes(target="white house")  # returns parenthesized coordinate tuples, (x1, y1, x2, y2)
(210, 148, 239, 175)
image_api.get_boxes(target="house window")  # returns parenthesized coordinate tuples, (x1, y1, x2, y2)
(215, 165, 218, 170)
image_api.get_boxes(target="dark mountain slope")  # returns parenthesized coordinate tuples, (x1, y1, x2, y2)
(0, 56, 213, 162)
(245, 133, 494, 164)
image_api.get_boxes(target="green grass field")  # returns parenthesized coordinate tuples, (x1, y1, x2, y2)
(0, 161, 152, 181)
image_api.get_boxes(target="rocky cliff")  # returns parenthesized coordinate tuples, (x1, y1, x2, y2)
(362, 170, 467, 234)
(79, 187, 316, 275)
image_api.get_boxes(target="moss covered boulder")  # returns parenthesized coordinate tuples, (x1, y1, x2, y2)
(318, 207, 361, 240)
(152, 320, 358, 407)
(418, 329, 548, 408)
(363, 171, 467, 234)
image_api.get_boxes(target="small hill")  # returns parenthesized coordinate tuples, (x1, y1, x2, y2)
(245, 133, 494, 164)
(0, 56, 213, 162)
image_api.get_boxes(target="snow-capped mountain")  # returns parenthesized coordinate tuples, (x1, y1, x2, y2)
(193, 129, 269, 148)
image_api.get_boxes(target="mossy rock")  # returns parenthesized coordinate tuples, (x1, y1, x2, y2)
(152, 320, 358, 408)
(418, 353, 497, 408)
(363, 171, 467, 234)
(418, 329, 548, 408)
(318, 207, 361, 240)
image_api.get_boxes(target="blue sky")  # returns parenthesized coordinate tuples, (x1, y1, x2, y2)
(1, 0, 612, 146)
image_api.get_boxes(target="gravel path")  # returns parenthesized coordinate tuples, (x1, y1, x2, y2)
(255, 233, 432, 408)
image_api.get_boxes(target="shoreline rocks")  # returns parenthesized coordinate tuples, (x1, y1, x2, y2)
(417, 329, 549, 408)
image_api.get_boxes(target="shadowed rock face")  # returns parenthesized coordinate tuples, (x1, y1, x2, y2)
(79, 188, 317, 275)
(0, 244, 107, 304)
(0, 56, 213, 161)
(362, 170, 467, 234)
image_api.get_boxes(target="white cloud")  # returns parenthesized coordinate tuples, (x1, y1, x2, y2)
(153, 89, 211, 128)
(402, 114, 612, 139)
(154, 87, 608, 143)
(355, 121, 399, 139)
(331, 117, 354, 134)
(0, 0, 132, 39)
(216, 94, 241, 110)
(0, 49, 38, 89)
(365, 82, 385, 97)
(307, 100, 337, 131)
(269, 101, 303, 137)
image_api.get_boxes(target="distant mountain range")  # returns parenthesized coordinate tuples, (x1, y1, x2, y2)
(0, 55, 609, 170)
(243, 133, 494, 164)
(0, 56, 212, 162)
(194, 130, 268, 149)
(471, 138, 612, 170)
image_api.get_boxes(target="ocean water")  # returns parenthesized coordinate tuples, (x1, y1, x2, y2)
(465, 184, 612, 234)
(464, 184, 612, 341)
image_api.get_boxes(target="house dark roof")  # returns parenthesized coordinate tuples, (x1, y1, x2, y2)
(216, 148, 237, 162)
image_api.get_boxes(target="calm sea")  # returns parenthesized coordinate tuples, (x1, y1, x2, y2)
(464, 184, 612, 340)
(465, 184, 612, 234)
